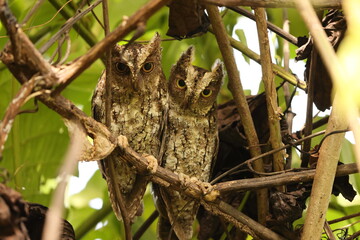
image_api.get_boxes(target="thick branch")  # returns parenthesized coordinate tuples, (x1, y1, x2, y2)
(301, 94, 348, 240)
(202, 0, 342, 9)
(206, 5, 269, 225)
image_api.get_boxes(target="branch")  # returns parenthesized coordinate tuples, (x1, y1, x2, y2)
(48, 0, 99, 48)
(206, 5, 268, 225)
(54, 0, 171, 93)
(254, 8, 284, 176)
(221, 31, 307, 90)
(75, 203, 112, 239)
(301, 94, 348, 240)
(0, 0, 56, 86)
(229, 6, 298, 46)
(214, 163, 358, 194)
(39, 0, 102, 54)
(201, 0, 342, 9)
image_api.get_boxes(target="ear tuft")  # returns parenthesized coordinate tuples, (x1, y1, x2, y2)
(211, 59, 224, 82)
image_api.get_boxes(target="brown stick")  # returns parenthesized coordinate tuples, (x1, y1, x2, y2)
(54, 0, 170, 93)
(201, 0, 342, 9)
(229, 6, 298, 46)
(0, 0, 56, 86)
(206, 4, 268, 225)
(214, 163, 358, 193)
(254, 8, 284, 178)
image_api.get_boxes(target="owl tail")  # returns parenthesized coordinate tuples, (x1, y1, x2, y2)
(159, 188, 199, 240)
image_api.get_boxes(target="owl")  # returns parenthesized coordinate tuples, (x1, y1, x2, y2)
(153, 46, 223, 240)
(91, 33, 168, 221)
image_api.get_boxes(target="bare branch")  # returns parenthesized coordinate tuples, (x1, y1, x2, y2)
(54, 0, 171, 93)
(254, 8, 284, 178)
(222, 31, 307, 90)
(229, 6, 298, 46)
(0, 0, 56, 86)
(201, 0, 342, 9)
(206, 5, 269, 225)
(214, 163, 358, 193)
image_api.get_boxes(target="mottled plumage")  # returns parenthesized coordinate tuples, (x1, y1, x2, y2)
(154, 46, 223, 240)
(91, 33, 167, 221)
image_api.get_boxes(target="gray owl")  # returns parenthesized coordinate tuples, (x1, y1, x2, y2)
(154, 46, 223, 240)
(91, 33, 168, 221)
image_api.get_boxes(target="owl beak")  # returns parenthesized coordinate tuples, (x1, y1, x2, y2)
(132, 75, 145, 92)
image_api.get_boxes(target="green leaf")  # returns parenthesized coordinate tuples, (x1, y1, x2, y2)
(235, 29, 250, 64)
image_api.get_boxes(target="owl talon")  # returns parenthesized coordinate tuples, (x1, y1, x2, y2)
(143, 154, 158, 173)
(117, 135, 129, 149)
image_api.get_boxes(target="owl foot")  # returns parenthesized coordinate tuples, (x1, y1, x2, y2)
(117, 135, 129, 151)
(143, 154, 158, 173)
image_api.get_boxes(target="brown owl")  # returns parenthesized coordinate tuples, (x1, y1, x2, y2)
(153, 46, 223, 240)
(91, 33, 168, 221)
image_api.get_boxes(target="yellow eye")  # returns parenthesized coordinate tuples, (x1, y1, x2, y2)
(177, 79, 186, 89)
(142, 62, 154, 73)
(115, 62, 129, 73)
(201, 88, 212, 97)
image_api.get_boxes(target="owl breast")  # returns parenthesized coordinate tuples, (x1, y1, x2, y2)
(163, 104, 218, 182)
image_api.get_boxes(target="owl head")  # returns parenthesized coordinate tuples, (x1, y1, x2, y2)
(110, 33, 165, 94)
(169, 46, 224, 116)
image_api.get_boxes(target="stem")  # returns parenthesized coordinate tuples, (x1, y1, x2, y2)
(229, 6, 298, 46)
(206, 5, 268, 225)
(75, 203, 112, 239)
(202, 0, 342, 8)
(254, 8, 284, 177)
(214, 163, 357, 193)
(225, 33, 307, 90)
(301, 94, 347, 240)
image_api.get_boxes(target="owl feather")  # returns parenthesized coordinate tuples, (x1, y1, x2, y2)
(154, 46, 223, 240)
(92, 33, 168, 221)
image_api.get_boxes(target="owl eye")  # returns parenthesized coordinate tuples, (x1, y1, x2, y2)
(177, 79, 186, 89)
(142, 62, 154, 73)
(115, 62, 129, 73)
(201, 88, 212, 97)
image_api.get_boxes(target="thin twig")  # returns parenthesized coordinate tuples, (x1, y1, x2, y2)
(201, 0, 342, 9)
(48, 0, 98, 48)
(254, 8, 284, 180)
(328, 212, 360, 225)
(324, 221, 337, 240)
(210, 130, 326, 184)
(282, 9, 294, 170)
(300, 10, 323, 168)
(75, 202, 112, 239)
(206, 4, 268, 225)
(229, 6, 298, 46)
(102, 0, 131, 238)
(39, 0, 102, 54)
(223, 31, 307, 90)
(54, 0, 171, 93)
(0, 0, 56, 86)
(133, 210, 159, 240)
(214, 163, 358, 194)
